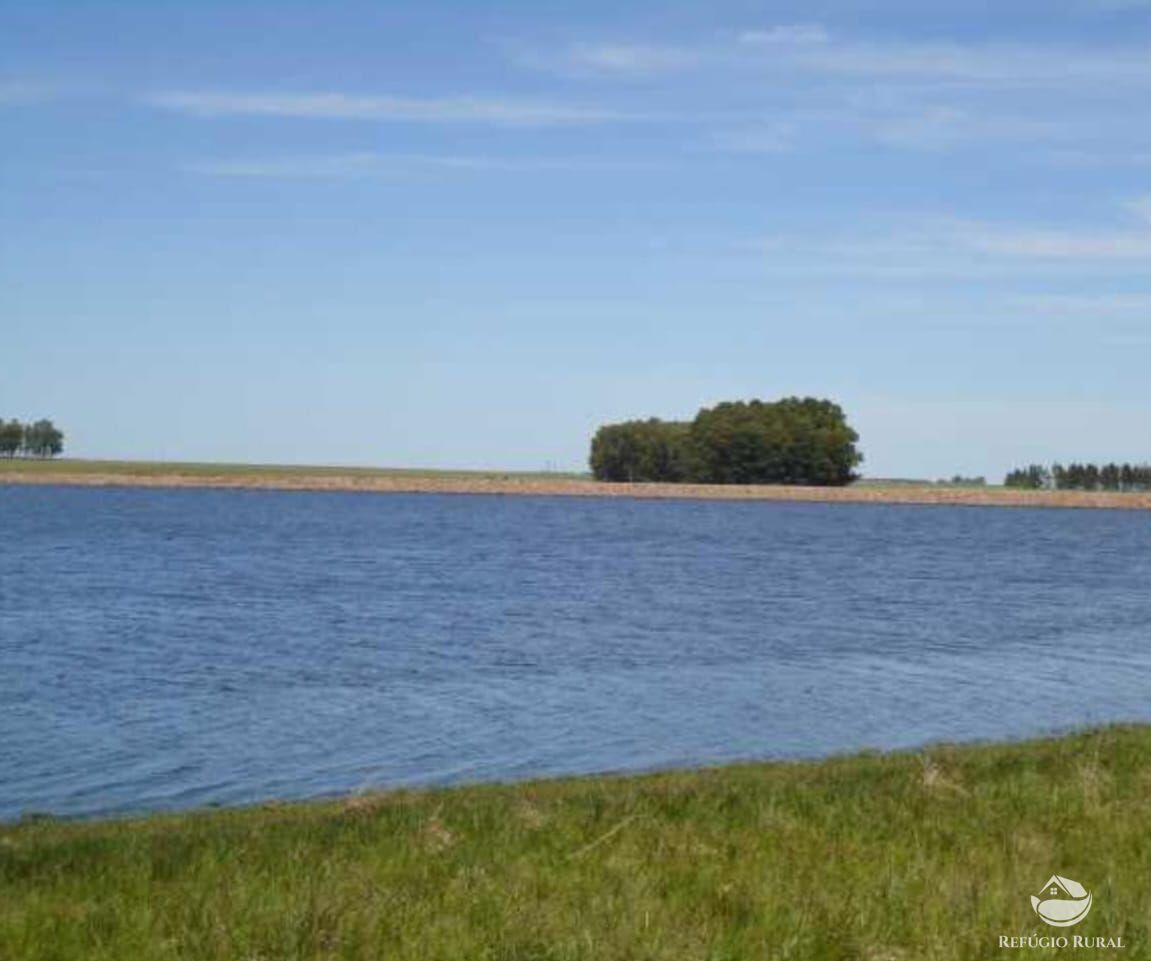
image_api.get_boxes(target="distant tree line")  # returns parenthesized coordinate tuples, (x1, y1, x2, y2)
(0, 418, 65, 458)
(1004, 462, 1151, 491)
(590, 397, 862, 486)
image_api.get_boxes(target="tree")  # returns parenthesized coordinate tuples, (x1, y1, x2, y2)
(688, 397, 862, 486)
(1007, 461, 1151, 492)
(0, 420, 23, 457)
(589, 397, 862, 486)
(1004, 464, 1050, 489)
(2, 418, 65, 458)
(589, 419, 692, 482)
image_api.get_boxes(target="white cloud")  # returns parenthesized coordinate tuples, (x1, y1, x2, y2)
(147, 90, 645, 125)
(520, 26, 827, 77)
(738, 24, 830, 46)
(869, 106, 979, 150)
(749, 200, 1151, 279)
(1052, 149, 1151, 166)
(829, 85, 1088, 151)
(512, 28, 1151, 159)
(1009, 293, 1151, 316)
(564, 43, 698, 74)
(1126, 195, 1151, 225)
(188, 153, 402, 178)
(935, 47, 1137, 85)
(187, 152, 650, 178)
(1085, 0, 1151, 8)
(0, 81, 53, 105)
(539, 28, 1151, 88)
(708, 124, 795, 154)
(749, 37, 1151, 87)
(956, 224, 1151, 260)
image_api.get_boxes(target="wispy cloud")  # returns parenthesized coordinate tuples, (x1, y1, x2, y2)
(708, 100, 1074, 156)
(868, 106, 1069, 151)
(1126, 195, 1151, 225)
(187, 152, 652, 178)
(958, 224, 1151, 260)
(530, 26, 1151, 88)
(147, 90, 646, 125)
(707, 124, 795, 154)
(523, 25, 828, 77)
(189, 153, 404, 178)
(738, 28, 1151, 87)
(1084, 0, 1151, 9)
(515, 25, 1151, 158)
(750, 200, 1151, 279)
(737, 24, 831, 46)
(0, 81, 55, 105)
(953, 201, 1151, 261)
(562, 43, 699, 74)
(1009, 293, 1151, 316)
(1048, 148, 1151, 166)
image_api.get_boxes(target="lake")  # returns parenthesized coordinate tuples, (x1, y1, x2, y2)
(3, 485, 1150, 820)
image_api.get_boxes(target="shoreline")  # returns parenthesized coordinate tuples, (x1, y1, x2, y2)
(1, 722, 1128, 826)
(4, 724, 1148, 959)
(3, 461, 1151, 510)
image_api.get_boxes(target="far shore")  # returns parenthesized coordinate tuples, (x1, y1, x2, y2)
(3, 458, 1151, 510)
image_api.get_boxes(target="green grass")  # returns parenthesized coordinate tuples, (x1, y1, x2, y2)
(3, 726, 1149, 960)
(0, 457, 588, 481)
(0, 459, 1000, 492)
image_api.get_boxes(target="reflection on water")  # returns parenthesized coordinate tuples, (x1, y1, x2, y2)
(2, 485, 1150, 818)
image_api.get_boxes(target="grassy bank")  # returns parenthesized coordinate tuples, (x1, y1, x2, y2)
(4, 457, 1151, 510)
(0, 457, 585, 481)
(3, 727, 1149, 960)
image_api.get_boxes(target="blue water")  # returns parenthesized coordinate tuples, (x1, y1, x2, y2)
(2, 485, 1150, 820)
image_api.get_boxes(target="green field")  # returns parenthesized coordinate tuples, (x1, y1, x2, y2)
(0, 459, 988, 486)
(0, 458, 1003, 493)
(3, 726, 1148, 960)
(0, 457, 588, 481)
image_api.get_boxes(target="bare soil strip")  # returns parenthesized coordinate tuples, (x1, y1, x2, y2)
(4, 467, 1150, 510)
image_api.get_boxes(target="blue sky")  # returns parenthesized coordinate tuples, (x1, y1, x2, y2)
(2, 0, 1150, 479)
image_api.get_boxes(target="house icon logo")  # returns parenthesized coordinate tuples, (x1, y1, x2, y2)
(1031, 875, 1092, 927)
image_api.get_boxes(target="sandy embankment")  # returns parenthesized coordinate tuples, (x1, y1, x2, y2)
(4, 468, 1151, 510)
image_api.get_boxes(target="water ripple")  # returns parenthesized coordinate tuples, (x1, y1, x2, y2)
(2, 486, 1150, 819)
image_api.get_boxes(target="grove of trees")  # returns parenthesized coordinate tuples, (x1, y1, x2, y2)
(0, 418, 65, 458)
(1004, 462, 1151, 491)
(590, 397, 862, 486)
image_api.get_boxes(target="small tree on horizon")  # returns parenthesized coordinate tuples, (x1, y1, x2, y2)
(0, 420, 24, 457)
(1, 417, 65, 458)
